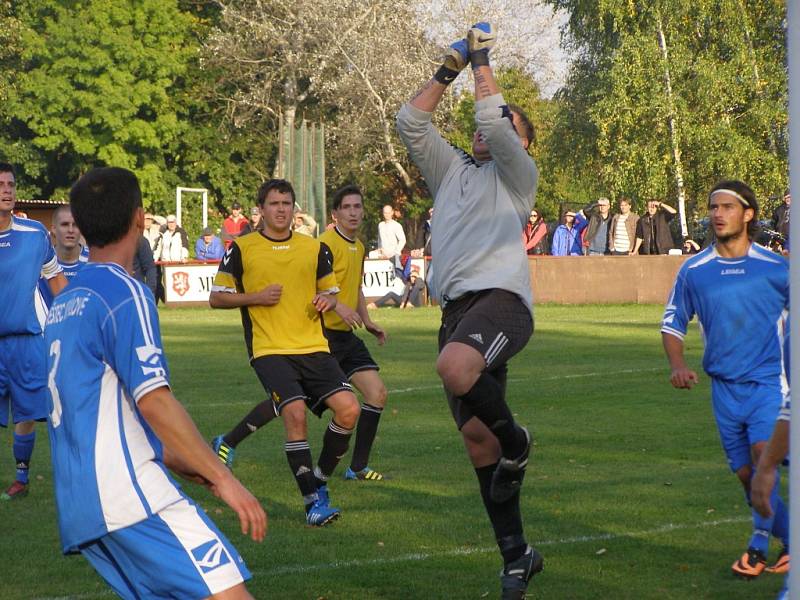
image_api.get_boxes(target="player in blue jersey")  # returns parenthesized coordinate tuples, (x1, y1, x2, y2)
(0, 162, 68, 500)
(752, 327, 791, 599)
(45, 167, 266, 599)
(662, 180, 790, 578)
(38, 204, 88, 308)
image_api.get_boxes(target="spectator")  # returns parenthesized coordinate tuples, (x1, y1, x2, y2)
(522, 209, 549, 255)
(609, 197, 639, 255)
(551, 210, 585, 256)
(377, 204, 406, 258)
(771, 189, 790, 248)
(633, 199, 677, 255)
(132, 235, 157, 297)
(222, 201, 248, 248)
(157, 214, 189, 262)
(578, 197, 612, 255)
(682, 239, 701, 255)
(195, 226, 225, 261)
(293, 210, 317, 237)
(143, 212, 162, 255)
(242, 206, 263, 234)
(368, 261, 424, 309)
(412, 207, 433, 258)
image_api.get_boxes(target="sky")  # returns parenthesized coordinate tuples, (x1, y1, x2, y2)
(418, 0, 571, 97)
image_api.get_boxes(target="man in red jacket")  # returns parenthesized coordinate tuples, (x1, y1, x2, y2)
(222, 202, 248, 249)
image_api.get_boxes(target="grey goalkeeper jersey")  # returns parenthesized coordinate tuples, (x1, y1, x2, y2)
(396, 93, 538, 313)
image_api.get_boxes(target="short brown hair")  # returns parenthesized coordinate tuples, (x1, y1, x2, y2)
(257, 179, 295, 206)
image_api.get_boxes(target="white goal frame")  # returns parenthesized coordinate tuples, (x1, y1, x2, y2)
(175, 187, 209, 228)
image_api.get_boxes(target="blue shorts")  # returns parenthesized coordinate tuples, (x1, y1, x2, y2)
(0, 334, 49, 427)
(80, 498, 251, 600)
(711, 378, 783, 472)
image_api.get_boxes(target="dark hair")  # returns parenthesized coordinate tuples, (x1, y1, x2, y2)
(507, 104, 536, 147)
(70, 167, 142, 247)
(709, 179, 759, 239)
(0, 162, 16, 177)
(331, 184, 362, 210)
(257, 179, 295, 206)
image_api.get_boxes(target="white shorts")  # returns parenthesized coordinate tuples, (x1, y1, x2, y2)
(81, 497, 251, 599)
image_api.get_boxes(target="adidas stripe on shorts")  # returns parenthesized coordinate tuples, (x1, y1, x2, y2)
(80, 497, 251, 600)
(438, 289, 533, 429)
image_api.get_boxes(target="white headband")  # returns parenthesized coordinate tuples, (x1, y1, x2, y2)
(709, 189, 751, 207)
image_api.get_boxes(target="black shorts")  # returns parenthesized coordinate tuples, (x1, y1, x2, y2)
(325, 329, 379, 379)
(438, 289, 533, 428)
(251, 353, 353, 418)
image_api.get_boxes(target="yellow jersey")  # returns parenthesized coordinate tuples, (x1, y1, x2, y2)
(212, 231, 338, 359)
(318, 227, 365, 332)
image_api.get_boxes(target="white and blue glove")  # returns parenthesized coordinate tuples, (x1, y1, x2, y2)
(467, 22, 496, 67)
(434, 39, 469, 85)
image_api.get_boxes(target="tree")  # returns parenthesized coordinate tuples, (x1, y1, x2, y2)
(6, 0, 196, 201)
(417, 0, 569, 97)
(545, 0, 787, 234)
(204, 0, 438, 206)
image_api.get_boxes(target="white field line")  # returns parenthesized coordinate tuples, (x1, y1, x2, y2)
(34, 516, 749, 599)
(254, 516, 749, 577)
(198, 367, 664, 408)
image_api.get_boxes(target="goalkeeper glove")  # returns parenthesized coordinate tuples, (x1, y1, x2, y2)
(467, 22, 496, 67)
(434, 39, 469, 85)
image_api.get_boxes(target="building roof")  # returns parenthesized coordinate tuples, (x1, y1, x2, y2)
(15, 199, 69, 207)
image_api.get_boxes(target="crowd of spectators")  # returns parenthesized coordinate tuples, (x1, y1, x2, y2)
(518, 195, 791, 257)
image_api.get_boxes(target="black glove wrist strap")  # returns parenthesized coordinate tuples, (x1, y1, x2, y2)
(470, 51, 489, 67)
(433, 65, 459, 85)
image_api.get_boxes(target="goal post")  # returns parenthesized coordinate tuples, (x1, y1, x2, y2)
(175, 187, 209, 228)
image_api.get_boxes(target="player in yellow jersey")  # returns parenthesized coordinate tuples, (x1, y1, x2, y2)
(209, 179, 360, 526)
(319, 185, 388, 481)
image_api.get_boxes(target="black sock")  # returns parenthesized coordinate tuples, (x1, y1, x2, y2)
(285, 440, 317, 504)
(317, 420, 353, 479)
(350, 403, 383, 472)
(475, 464, 526, 564)
(224, 398, 278, 448)
(459, 373, 525, 458)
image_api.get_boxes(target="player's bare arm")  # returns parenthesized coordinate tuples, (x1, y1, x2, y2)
(138, 386, 267, 541)
(358, 290, 386, 345)
(468, 23, 499, 101)
(662, 332, 699, 389)
(209, 284, 283, 308)
(312, 291, 337, 312)
(47, 272, 69, 296)
(409, 34, 470, 111)
(334, 300, 363, 329)
(752, 419, 789, 517)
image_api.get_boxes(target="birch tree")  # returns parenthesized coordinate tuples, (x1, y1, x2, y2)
(545, 0, 787, 231)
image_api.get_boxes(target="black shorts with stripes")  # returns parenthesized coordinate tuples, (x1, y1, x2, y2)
(438, 289, 533, 428)
(325, 328, 379, 379)
(251, 352, 353, 418)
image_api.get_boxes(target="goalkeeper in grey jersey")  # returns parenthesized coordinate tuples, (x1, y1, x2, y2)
(396, 22, 541, 600)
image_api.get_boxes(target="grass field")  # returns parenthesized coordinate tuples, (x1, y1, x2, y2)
(0, 304, 788, 599)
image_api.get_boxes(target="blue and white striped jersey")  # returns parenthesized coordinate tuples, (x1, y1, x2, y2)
(0, 216, 62, 336)
(44, 262, 182, 553)
(662, 243, 789, 386)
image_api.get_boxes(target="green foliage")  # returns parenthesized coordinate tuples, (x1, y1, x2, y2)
(545, 0, 787, 218)
(443, 68, 571, 221)
(7, 0, 195, 202)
